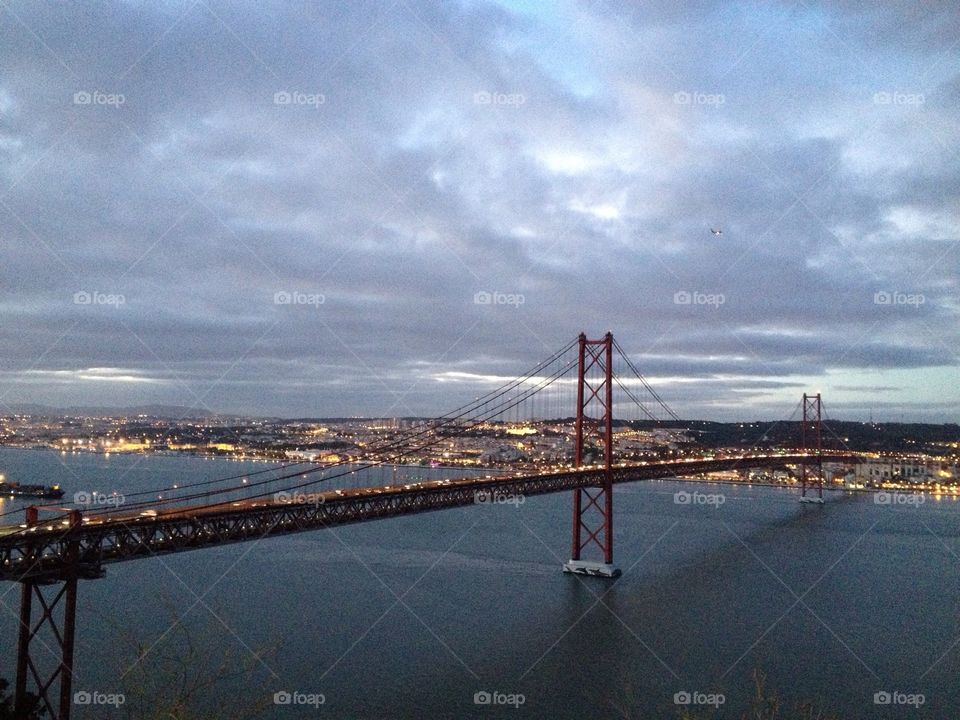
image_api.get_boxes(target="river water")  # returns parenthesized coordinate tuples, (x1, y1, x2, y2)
(0, 447, 957, 719)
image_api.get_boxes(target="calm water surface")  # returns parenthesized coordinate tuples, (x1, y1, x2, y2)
(0, 447, 958, 719)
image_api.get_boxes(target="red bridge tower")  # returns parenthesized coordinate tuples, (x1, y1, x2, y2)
(799, 392, 825, 504)
(563, 332, 621, 578)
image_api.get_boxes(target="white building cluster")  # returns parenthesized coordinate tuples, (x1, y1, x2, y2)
(850, 458, 957, 485)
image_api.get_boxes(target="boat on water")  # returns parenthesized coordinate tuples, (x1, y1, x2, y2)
(0, 475, 64, 499)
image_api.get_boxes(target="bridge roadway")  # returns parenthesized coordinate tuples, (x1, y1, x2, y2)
(0, 452, 860, 582)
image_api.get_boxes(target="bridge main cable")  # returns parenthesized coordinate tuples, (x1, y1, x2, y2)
(611, 338, 683, 424)
(67, 337, 580, 519)
(150, 349, 581, 513)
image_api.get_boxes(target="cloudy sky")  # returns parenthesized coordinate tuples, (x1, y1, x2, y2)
(0, 0, 957, 421)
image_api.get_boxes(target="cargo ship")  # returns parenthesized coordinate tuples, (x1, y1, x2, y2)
(0, 475, 64, 499)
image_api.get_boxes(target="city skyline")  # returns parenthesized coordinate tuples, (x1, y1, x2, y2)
(1, 1, 957, 421)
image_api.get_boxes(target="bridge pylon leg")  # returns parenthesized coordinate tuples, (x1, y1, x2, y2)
(563, 332, 621, 578)
(14, 508, 84, 720)
(799, 393, 825, 505)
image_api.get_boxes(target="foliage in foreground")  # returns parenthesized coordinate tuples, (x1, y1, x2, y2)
(0, 678, 44, 719)
(676, 670, 841, 720)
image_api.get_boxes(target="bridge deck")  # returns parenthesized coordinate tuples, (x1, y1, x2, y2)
(0, 453, 859, 582)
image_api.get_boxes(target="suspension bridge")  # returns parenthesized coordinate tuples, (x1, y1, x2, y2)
(0, 332, 863, 719)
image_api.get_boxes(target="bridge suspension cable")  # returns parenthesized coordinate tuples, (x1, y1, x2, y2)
(611, 338, 683, 423)
(0, 338, 580, 527)
(97, 347, 579, 515)
(75, 337, 581, 517)
(817, 399, 851, 452)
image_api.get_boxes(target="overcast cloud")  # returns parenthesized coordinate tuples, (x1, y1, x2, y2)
(0, 0, 957, 420)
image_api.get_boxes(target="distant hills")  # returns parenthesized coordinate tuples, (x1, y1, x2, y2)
(4, 404, 220, 419)
(629, 419, 960, 453)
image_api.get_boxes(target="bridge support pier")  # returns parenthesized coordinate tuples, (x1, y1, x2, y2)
(564, 332, 621, 579)
(16, 576, 79, 720)
(13, 507, 98, 720)
(799, 393, 825, 504)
